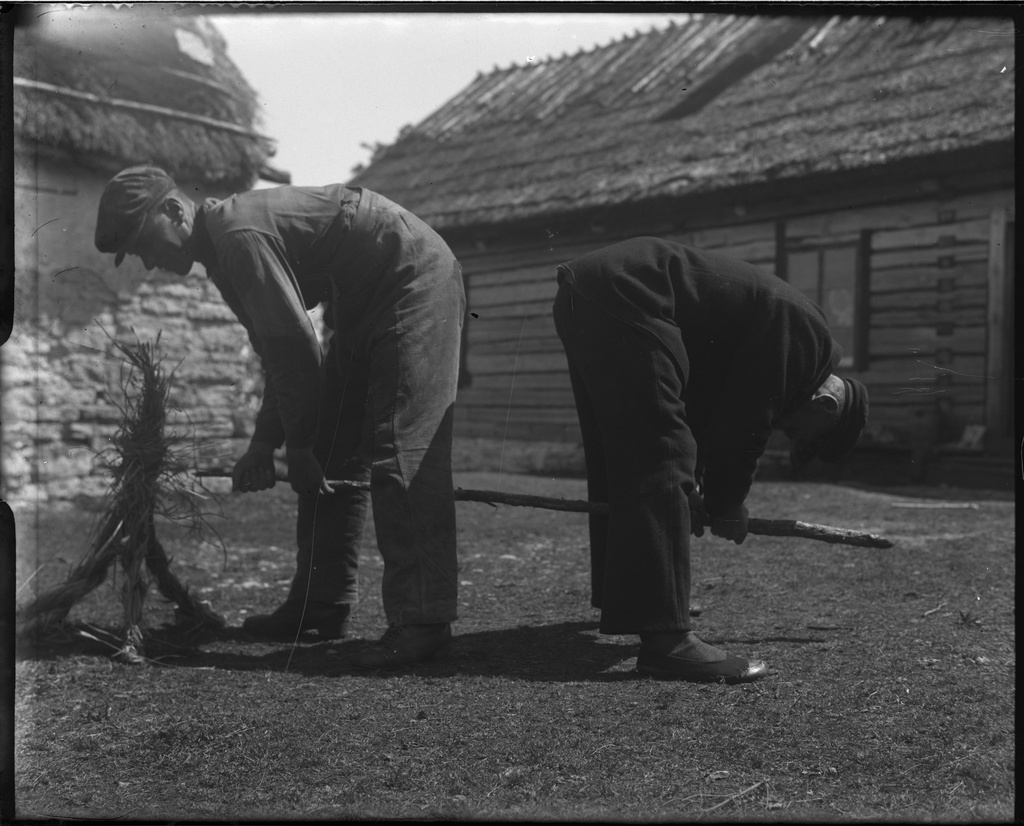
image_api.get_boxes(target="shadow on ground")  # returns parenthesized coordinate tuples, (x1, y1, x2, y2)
(18, 619, 835, 683)
(18, 620, 648, 683)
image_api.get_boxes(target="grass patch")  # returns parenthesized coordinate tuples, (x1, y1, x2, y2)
(14, 473, 1015, 821)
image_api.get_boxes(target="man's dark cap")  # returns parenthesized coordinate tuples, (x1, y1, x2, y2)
(95, 166, 176, 266)
(817, 378, 869, 463)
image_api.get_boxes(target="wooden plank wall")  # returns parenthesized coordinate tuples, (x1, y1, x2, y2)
(454, 241, 593, 441)
(452, 224, 777, 441)
(786, 189, 1013, 439)
(452, 188, 1013, 445)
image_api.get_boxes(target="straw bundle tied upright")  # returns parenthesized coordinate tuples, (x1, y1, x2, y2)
(18, 333, 225, 663)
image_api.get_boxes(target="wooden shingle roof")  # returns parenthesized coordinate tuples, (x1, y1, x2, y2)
(351, 14, 1015, 230)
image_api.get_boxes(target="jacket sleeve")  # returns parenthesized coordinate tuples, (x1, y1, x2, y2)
(251, 365, 287, 449)
(215, 230, 323, 450)
(700, 296, 832, 516)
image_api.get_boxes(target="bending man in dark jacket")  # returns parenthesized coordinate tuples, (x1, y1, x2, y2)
(95, 166, 464, 668)
(553, 237, 868, 683)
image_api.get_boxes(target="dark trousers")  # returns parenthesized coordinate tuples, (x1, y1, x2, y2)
(553, 281, 697, 634)
(289, 266, 465, 625)
(289, 340, 369, 610)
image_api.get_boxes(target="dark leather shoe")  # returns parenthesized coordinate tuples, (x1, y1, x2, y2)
(242, 601, 350, 639)
(636, 650, 768, 684)
(351, 623, 451, 669)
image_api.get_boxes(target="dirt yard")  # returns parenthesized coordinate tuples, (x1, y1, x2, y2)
(13, 472, 1015, 821)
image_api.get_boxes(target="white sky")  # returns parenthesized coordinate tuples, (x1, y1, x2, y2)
(207, 10, 691, 186)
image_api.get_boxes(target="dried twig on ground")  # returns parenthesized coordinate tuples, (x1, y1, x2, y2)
(700, 780, 766, 814)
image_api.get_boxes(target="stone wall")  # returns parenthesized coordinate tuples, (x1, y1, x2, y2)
(3, 149, 261, 506)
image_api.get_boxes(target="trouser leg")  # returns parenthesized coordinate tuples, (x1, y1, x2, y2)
(288, 341, 371, 606)
(554, 285, 612, 611)
(366, 267, 465, 625)
(561, 347, 609, 610)
(553, 282, 696, 634)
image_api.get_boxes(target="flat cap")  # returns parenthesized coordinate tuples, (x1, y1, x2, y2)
(95, 166, 176, 266)
(817, 378, 869, 463)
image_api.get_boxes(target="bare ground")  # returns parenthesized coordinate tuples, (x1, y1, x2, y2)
(12, 472, 1015, 821)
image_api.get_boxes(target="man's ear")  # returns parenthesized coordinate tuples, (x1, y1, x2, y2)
(810, 392, 840, 416)
(162, 196, 186, 225)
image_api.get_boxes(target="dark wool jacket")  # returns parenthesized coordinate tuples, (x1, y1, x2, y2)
(194, 185, 441, 451)
(557, 237, 840, 514)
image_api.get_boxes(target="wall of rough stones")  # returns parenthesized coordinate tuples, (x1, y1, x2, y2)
(3, 149, 262, 507)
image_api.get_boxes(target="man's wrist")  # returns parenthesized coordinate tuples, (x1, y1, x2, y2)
(706, 504, 746, 521)
(248, 440, 278, 456)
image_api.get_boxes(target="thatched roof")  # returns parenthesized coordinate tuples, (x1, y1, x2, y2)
(12, 6, 285, 189)
(351, 13, 1015, 231)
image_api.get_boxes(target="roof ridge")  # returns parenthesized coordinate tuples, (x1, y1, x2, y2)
(481, 16, 691, 76)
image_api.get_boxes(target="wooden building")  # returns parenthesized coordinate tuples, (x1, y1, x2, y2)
(351, 13, 1015, 483)
(5, 8, 287, 503)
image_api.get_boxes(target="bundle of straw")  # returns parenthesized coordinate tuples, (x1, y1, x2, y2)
(18, 332, 225, 662)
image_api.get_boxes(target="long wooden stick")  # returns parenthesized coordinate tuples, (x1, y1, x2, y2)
(195, 469, 894, 549)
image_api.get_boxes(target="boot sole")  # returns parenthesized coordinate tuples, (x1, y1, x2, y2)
(636, 653, 768, 684)
(351, 640, 450, 670)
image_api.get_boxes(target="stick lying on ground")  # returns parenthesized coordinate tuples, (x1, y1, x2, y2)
(195, 470, 894, 549)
